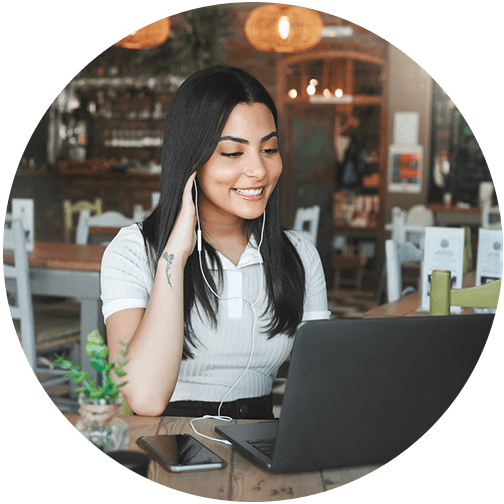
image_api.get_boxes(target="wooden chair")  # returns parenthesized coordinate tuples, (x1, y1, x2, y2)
(385, 239, 422, 303)
(63, 198, 103, 243)
(293, 206, 320, 246)
(76, 209, 135, 245)
(429, 269, 501, 316)
(4, 220, 80, 412)
(332, 244, 367, 290)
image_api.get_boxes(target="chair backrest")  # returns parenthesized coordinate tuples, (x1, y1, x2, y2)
(391, 206, 432, 247)
(3, 219, 36, 368)
(429, 269, 501, 316)
(385, 239, 423, 303)
(3, 213, 13, 249)
(406, 205, 435, 226)
(76, 209, 135, 245)
(293, 206, 320, 246)
(481, 203, 501, 229)
(64, 198, 103, 243)
(151, 192, 160, 208)
(133, 204, 150, 222)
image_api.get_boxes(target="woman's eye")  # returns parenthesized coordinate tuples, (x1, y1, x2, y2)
(221, 151, 243, 158)
(263, 148, 279, 155)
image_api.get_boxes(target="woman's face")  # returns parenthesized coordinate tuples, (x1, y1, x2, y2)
(196, 102, 282, 224)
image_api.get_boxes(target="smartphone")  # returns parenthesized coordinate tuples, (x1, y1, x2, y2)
(137, 434, 227, 472)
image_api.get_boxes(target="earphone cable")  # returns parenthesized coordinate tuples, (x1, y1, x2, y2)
(190, 179, 267, 443)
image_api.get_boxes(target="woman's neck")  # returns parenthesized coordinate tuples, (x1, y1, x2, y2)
(199, 213, 248, 266)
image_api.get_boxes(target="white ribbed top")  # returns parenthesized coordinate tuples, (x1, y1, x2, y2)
(101, 225, 330, 402)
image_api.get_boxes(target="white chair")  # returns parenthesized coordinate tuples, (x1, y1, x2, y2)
(76, 209, 136, 245)
(390, 206, 433, 247)
(133, 204, 150, 222)
(481, 203, 501, 229)
(406, 204, 435, 226)
(293, 206, 320, 246)
(379, 206, 431, 303)
(132, 192, 161, 222)
(151, 191, 160, 207)
(385, 239, 423, 303)
(4, 219, 80, 411)
(4, 219, 36, 368)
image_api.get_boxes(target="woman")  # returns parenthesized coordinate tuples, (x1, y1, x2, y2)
(101, 66, 330, 419)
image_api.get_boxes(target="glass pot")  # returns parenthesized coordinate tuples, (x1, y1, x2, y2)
(74, 393, 129, 452)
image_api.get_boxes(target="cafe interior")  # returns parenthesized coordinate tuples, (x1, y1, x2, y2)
(3, 3, 501, 499)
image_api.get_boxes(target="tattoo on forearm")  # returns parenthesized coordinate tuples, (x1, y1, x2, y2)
(163, 252, 174, 287)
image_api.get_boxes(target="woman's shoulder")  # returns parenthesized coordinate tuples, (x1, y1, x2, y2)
(283, 228, 316, 249)
(102, 223, 147, 261)
(283, 229, 320, 261)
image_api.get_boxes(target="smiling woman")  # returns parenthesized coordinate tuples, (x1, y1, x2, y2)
(99, 66, 331, 420)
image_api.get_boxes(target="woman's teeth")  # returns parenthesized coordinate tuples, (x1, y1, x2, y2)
(234, 188, 263, 196)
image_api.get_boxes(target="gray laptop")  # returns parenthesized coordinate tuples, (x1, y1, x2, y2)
(215, 314, 493, 473)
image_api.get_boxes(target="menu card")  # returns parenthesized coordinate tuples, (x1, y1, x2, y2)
(475, 228, 502, 313)
(420, 226, 465, 312)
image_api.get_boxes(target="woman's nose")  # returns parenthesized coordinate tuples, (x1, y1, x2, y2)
(245, 155, 267, 179)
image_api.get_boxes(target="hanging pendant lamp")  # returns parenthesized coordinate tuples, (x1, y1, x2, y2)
(245, 4, 323, 53)
(115, 18, 170, 49)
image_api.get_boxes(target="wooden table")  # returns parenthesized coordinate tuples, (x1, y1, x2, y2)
(364, 271, 477, 318)
(4, 241, 106, 376)
(427, 204, 481, 227)
(65, 414, 380, 500)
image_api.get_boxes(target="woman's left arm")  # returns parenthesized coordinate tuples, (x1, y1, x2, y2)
(297, 234, 332, 321)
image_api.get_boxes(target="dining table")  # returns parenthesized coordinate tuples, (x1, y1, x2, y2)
(427, 204, 482, 227)
(4, 240, 106, 377)
(64, 414, 381, 500)
(364, 271, 478, 318)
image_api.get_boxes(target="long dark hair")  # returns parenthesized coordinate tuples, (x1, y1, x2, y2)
(141, 66, 305, 359)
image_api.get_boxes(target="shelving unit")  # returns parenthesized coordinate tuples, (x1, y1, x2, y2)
(49, 78, 172, 171)
(277, 51, 387, 290)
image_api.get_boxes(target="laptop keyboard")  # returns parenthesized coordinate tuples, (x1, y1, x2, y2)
(247, 439, 276, 459)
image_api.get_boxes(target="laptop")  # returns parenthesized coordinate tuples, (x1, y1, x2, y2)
(215, 314, 493, 473)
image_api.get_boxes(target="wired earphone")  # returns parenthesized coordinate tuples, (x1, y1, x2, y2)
(190, 178, 266, 445)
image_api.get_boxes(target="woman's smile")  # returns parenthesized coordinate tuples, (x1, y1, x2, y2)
(232, 187, 265, 199)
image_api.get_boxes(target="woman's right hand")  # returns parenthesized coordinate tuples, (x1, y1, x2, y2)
(163, 171, 198, 263)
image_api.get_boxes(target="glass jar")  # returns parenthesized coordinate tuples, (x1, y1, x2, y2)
(75, 393, 129, 452)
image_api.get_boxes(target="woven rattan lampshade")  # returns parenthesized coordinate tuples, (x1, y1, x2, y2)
(115, 18, 170, 49)
(245, 4, 323, 53)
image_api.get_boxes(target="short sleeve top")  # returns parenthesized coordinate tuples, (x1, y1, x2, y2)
(101, 225, 330, 402)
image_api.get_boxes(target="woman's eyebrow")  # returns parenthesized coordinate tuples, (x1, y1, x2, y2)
(219, 131, 278, 144)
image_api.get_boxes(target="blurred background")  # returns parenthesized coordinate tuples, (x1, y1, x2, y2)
(7, 3, 496, 303)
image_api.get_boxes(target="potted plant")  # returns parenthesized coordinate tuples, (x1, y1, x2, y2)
(51, 330, 130, 452)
